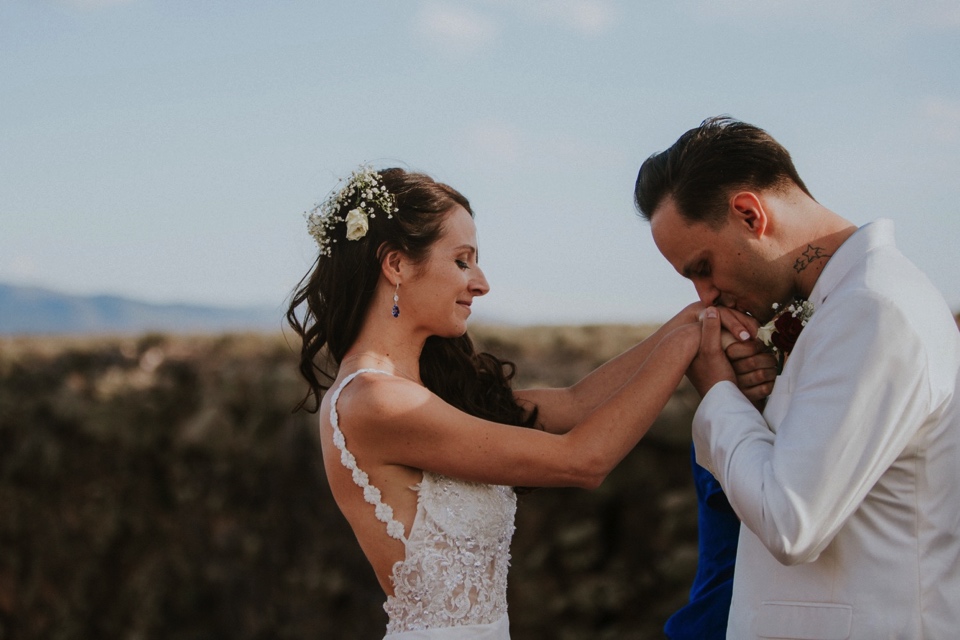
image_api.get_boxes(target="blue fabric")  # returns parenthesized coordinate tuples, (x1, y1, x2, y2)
(664, 444, 740, 640)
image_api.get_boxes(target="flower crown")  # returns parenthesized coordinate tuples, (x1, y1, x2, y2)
(305, 166, 399, 257)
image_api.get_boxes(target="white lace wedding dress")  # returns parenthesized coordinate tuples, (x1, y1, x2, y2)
(329, 369, 516, 639)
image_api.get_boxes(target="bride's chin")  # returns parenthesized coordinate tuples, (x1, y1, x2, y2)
(432, 325, 468, 339)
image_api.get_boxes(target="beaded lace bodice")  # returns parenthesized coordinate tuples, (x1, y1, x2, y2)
(329, 369, 516, 634)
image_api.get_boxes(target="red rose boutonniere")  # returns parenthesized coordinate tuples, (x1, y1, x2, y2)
(756, 299, 815, 374)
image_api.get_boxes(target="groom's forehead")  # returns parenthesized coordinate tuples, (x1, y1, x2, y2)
(651, 199, 715, 246)
(650, 202, 719, 276)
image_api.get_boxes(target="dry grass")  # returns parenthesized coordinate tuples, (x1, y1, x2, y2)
(0, 325, 699, 640)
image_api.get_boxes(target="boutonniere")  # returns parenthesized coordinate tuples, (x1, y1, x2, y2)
(757, 299, 815, 374)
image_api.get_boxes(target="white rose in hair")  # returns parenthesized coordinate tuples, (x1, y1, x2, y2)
(345, 208, 369, 241)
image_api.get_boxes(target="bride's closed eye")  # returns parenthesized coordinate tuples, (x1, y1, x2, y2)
(456, 259, 469, 270)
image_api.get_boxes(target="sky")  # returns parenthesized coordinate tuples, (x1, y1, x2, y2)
(2, 0, 959, 325)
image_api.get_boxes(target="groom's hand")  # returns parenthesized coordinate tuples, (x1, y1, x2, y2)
(710, 304, 775, 403)
(726, 340, 778, 403)
(687, 307, 737, 397)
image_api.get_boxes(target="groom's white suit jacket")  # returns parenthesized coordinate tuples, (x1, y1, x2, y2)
(693, 220, 960, 640)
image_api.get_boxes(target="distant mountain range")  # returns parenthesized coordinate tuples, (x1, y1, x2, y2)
(0, 283, 283, 335)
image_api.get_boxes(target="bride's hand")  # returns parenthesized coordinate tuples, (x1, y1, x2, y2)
(673, 301, 759, 343)
(687, 307, 737, 397)
(717, 306, 760, 342)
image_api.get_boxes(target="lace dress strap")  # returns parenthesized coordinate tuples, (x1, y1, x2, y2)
(329, 368, 408, 543)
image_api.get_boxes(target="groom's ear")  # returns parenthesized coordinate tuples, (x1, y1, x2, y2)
(728, 192, 769, 238)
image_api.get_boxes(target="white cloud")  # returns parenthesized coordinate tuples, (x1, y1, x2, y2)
(415, 2, 499, 54)
(482, 0, 616, 35)
(58, 0, 135, 10)
(412, 0, 616, 53)
(525, 0, 616, 35)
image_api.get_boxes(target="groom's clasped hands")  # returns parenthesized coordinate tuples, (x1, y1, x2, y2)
(682, 302, 778, 403)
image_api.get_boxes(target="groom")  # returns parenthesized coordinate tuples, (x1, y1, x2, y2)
(635, 117, 960, 639)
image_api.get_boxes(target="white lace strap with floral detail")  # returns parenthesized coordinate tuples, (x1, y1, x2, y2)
(329, 368, 407, 543)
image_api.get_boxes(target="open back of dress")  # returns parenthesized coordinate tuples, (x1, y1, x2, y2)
(329, 369, 516, 639)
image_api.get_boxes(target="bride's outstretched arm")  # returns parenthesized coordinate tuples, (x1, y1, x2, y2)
(517, 302, 759, 434)
(342, 321, 702, 489)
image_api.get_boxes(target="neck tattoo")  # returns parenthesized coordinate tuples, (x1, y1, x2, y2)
(793, 244, 832, 273)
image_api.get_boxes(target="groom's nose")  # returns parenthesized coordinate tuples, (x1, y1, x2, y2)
(694, 280, 721, 306)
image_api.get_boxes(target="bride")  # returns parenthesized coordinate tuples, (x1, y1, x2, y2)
(287, 166, 760, 639)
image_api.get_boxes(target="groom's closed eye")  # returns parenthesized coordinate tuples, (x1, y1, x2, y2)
(685, 260, 711, 279)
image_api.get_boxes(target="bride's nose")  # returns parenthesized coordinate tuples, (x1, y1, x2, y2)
(471, 267, 490, 297)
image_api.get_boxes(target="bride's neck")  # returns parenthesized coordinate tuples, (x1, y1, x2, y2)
(343, 322, 425, 383)
(340, 351, 422, 384)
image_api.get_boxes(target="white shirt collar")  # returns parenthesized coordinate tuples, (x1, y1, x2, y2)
(809, 219, 896, 308)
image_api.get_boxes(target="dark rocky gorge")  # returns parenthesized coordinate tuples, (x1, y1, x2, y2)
(0, 326, 709, 639)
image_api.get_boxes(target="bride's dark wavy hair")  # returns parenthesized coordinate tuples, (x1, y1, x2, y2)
(287, 167, 538, 433)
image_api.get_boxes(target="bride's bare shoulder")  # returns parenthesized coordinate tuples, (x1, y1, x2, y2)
(330, 371, 434, 430)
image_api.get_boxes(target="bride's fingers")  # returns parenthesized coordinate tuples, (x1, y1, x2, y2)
(718, 307, 758, 341)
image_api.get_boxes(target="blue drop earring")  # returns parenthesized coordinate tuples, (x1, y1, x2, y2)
(391, 283, 400, 318)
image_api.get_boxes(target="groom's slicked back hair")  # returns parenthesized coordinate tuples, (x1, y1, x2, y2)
(634, 116, 812, 227)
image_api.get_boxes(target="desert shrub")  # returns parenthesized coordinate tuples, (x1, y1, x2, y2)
(0, 329, 698, 640)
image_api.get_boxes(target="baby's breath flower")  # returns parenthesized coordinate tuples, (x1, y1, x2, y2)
(305, 165, 400, 256)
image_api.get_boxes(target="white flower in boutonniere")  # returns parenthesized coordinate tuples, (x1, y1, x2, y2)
(758, 299, 815, 374)
(756, 322, 775, 346)
(344, 208, 369, 241)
